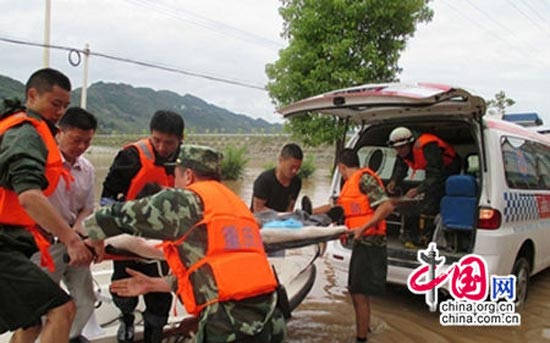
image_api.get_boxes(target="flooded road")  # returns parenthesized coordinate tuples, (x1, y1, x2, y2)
(87, 146, 550, 343)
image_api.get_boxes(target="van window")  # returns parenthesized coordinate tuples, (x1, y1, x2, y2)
(501, 136, 550, 190)
(356, 146, 425, 181)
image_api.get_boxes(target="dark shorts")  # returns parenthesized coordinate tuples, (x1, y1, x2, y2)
(0, 227, 71, 333)
(348, 236, 387, 296)
(111, 259, 173, 326)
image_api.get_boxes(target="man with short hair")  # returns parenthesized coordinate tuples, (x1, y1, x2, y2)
(87, 144, 286, 342)
(100, 110, 184, 343)
(31, 107, 101, 343)
(251, 143, 303, 213)
(386, 126, 461, 247)
(314, 148, 394, 343)
(0, 68, 93, 343)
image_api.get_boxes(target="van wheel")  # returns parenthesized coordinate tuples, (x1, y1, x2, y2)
(512, 257, 530, 311)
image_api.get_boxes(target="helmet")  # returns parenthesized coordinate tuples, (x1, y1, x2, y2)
(387, 127, 414, 147)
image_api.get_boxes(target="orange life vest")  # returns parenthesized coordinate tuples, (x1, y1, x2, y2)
(163, 180, 277, 316)
(337, 168, 386, 236)
(125, 138, 175, 200)
(0, 111, 64, 271)
(404, 133, 456, 171)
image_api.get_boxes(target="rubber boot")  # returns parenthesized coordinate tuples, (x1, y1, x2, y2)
(117, 313, 135, 343)
(143, 324, 164, 343)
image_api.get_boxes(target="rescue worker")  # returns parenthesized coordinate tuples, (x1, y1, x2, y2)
(313, 148, 394, 343)
(100, 110, 184, 343)
(386, 127, 461, 247)
(0, 68, 93, 343)
(87, 144, 286, 342)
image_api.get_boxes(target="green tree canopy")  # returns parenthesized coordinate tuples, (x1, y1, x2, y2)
(486, 90, 516, 116)
(267, 0, 433, 146)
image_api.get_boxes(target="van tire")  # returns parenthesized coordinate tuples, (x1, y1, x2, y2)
(512, 257, 530, 311)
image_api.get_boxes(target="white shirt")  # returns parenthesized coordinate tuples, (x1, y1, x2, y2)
(48, 154, 95, 226)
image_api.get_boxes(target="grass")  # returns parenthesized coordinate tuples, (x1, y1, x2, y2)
(221, 145, 248, 180)
(298, 155, 316, 179)
(261, 154, 316, 180)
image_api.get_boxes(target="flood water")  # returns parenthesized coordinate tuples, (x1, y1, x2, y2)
(86, 146, 550, 343)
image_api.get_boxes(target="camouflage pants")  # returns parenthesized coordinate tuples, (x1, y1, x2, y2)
(195, 298, 286, 343)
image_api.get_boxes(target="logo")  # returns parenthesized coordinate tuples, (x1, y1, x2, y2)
(407, 243, 521, 326)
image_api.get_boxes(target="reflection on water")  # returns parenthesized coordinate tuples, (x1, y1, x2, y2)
(293, 262, 550, 343)
(88, 146, 335, 209)
(86, 146, 550, 343)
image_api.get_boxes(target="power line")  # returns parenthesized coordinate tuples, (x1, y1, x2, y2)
(519, 0, 549, 25)
(506, 0, 550, 39)
(441, 0, 550, 65)
(461, 0, 549, 56)
(0, 36, 267, 91)
(123, 0, 283, 49)
(537, 0, 550, 12)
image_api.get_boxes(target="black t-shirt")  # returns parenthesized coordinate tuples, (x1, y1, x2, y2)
(251, 168, 301, 212)
(101, 145, 176, 202)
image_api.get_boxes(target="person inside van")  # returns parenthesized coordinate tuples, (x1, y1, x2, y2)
(386, 127, 461, 248)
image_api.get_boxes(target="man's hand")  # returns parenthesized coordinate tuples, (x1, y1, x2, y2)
(85, 238, 105, 263)
(65, 235, 93, 266)
(339, 233, 349, 246)
(405, 187, 419, 199)
(110, 268, 171, 297)
(352, 227, 364, 241)
(386, 180, 397, 194)
(110, 268, 153, 297)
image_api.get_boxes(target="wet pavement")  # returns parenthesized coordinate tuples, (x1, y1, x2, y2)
(90, 147, 550, 342)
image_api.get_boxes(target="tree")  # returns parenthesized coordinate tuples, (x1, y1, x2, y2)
(486, 91, 515, 117)
(266, 0, 433, 147)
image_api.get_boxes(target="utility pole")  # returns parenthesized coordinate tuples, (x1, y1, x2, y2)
(81, 44, 90, 109)
(43, 0, 51, 67)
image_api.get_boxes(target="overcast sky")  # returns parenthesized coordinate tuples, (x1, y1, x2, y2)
(1, 0, 549, 125)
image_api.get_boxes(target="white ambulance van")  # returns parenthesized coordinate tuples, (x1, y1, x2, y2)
(279, 83, 550, 309)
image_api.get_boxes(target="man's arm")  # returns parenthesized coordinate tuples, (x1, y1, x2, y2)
(251, 196, 269, 213)
(75, 207, 104, 262)
(2, 124, 92, 266)
(86, 188, 203, 242)
(417, 142, 445, 194)
(353, 200, 395, 239)
(354, 172, 394, 238)
(286, 177, 301, 212)
(100, 147, 141, 204)
(251, 171, 271, 212)
(312, 203, 332, 215)
(387, 158, 409, 194)
(19, 189, 92, 265)
(286, 199, 296, 212)
(110, 268, 171, 296)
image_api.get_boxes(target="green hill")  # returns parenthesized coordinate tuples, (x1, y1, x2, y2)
(0, 75, 282, 134)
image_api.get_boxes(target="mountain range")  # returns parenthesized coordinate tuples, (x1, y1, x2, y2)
(0, 74, 282, 134)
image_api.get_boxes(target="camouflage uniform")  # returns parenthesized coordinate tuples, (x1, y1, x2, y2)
(389, 141, 461, 215)
(348, 172, 388, 296)
(390, 140, 461, 244)
(347, 172, 388, 248)
(87, 145, 286, 343)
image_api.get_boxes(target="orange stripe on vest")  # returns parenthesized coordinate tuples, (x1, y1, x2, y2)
(0, 112, 63, 271)
(405, 133, 456, 171)
(337, 168, 386, 236)
(163, 180, 277, 316)
(125, 138, 175, 200)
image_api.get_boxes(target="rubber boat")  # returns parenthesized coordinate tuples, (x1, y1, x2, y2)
(0, 224, 346, 343)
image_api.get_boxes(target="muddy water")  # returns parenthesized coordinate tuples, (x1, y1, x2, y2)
(86, 146, 550, 343)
